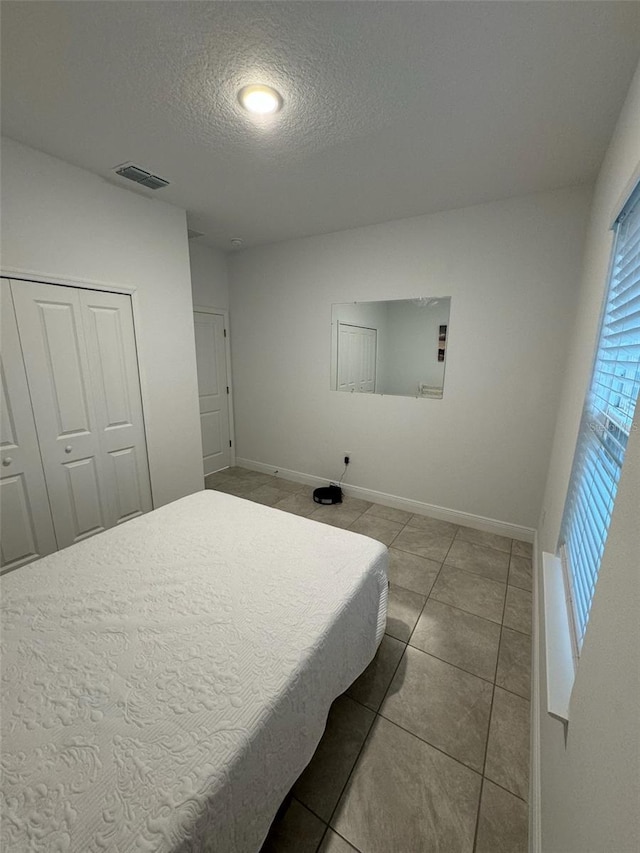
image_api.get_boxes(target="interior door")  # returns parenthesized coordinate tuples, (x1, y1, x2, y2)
(80, 289, 152, 525)
(194, 312, 231, 475)
(0, 279, 58, 571)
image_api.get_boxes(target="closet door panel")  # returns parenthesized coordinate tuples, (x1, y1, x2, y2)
(11, 280, 109, 547)
(0, 279, 57, 571)
(80, 290, 152, 524)
(110, 446, 144, 522)
(1, 476, 39, 568)
(64, 457, 107, 539)
(38, 300, 92, 435)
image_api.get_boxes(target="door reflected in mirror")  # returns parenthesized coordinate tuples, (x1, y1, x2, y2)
(331, 298, 451, 398)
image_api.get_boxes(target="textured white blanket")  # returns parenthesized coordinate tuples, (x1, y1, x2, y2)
(1, 489, 388, 852)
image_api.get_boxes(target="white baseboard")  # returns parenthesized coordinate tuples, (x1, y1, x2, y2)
(235, 457, 535, 543)
(530, 531, 542, 853)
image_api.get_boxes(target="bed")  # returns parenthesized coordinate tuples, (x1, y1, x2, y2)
(0, 489, 388, 852)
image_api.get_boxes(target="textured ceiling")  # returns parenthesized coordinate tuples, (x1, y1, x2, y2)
(2, 1, 640, 249)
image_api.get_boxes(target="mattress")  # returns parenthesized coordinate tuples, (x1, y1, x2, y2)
(0, 489, 388, 852)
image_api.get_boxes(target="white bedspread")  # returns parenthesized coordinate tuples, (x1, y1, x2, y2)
(1, 489, 388, 852)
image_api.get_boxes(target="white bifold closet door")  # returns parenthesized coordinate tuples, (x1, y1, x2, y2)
(6, 279, 152, 554)
(1, 281, 58, 570)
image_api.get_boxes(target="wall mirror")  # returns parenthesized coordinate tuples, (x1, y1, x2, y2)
(331, 297, 451, 398)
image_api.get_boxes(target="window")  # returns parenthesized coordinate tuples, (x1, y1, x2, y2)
(560, 182, 640, 653)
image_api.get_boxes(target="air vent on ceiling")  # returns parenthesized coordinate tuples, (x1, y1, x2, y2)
(187, 228, 205, 240)
(114, 163, 169, 190)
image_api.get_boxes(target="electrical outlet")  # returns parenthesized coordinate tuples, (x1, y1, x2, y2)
(344, 452, 352, 465)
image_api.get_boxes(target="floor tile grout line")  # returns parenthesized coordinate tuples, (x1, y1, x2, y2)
(404, 643, 499, 687)
(426, 592, 503, 626)
(505, 579, 534, 594)
(390, 539, 457, 563)
(314, 825, 329, 853)
(389, 545, 451, 655)
(480, 774, 530, 805)
(380, 516, 410, 547)
(318, 825, 365, 853)
(482, 680, 531, 807)
(493, 624, 532, 700)
(480, 563, 513, 789)
(471, 775, 487, 853)
(345, 688, 386, 716)
(431, 559, 508, 589)
(405, 531, 457, 641)
(408, 594, 503, 627)
(500, 622, 532, 638)
(480, 684, 498, 773)
(364, 505, 414, 525)
(331, 828, 362, 852)
(442, 554, 510, 583)
(375, 711, 485, 777)
(289, 795, 330, 835)
(454, 527, 514, 558)
(290, 790, 336, 829)
(373, 637, 410, 710)
(291, 798, 363, 853)
(323, 700, 379, 835)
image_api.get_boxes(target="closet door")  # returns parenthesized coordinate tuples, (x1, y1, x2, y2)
(80, 289, 152, 524)
(0, 279, 57, 571)
(10, 280, 152, 549)
(11, 281, 110, 547)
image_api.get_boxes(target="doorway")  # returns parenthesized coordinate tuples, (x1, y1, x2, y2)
(193, 309, 234, 475)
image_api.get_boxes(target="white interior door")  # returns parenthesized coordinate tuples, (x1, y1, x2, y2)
(0, 280, 58, 571)
(10, 280, 151, 549)
(338, 324, 377, 393)
(194, 312, 231, 475)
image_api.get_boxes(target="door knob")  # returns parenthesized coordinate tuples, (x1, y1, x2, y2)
(2, 457, 12, 466)
(64, 445, 73, 454)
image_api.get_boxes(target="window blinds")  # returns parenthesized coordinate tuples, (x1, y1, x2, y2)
(561, 183, 640, 650)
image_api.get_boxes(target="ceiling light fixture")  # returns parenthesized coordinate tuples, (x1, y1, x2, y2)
(238, 84, 282, 115)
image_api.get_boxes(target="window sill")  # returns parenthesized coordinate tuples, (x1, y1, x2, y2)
(542, 551, 576, 723)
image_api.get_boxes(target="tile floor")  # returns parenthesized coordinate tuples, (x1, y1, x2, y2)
(205, 467, 533, 853)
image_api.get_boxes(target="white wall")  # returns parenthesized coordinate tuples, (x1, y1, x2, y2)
(189, 241, 229, 311)
(228, 185, 591, 530)
(535, 63, 640, 853)
(0, 137, 203, 507)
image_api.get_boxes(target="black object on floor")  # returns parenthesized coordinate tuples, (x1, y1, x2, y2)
(313, 485, 343, 505)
